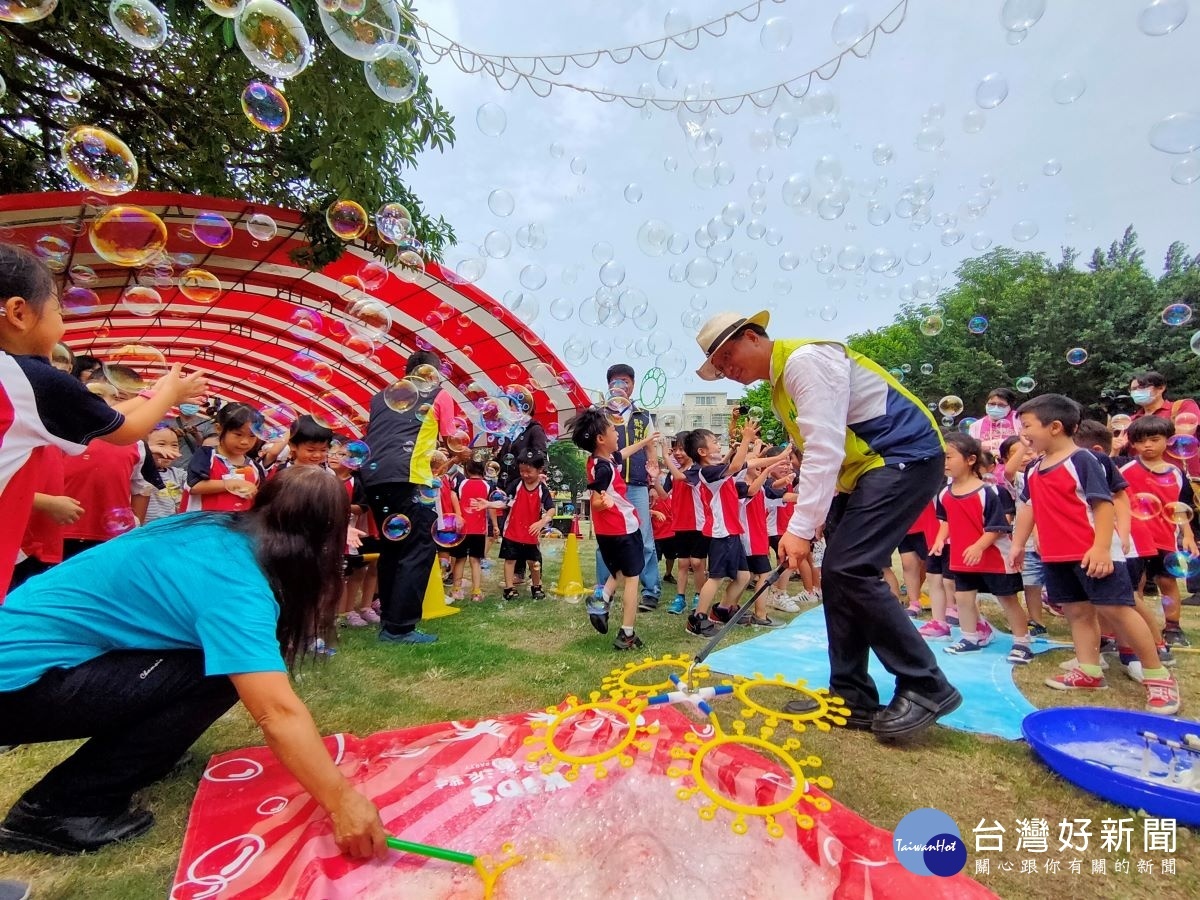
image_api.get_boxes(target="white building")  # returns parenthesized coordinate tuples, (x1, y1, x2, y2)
(649, 390, 742, 437)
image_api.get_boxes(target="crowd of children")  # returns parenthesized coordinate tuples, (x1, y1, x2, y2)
(0, 240, 1192, 716)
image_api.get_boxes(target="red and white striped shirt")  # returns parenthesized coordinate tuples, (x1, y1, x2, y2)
(698, 463, 743, 539)
(670, 465, 705, 532)
(587, 451, 640, 536)
(737, 473, 769, 556)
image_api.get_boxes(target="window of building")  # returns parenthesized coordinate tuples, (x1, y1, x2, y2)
(712, 414, 730, 428)
(694, 395, 715, 406)
(691, 415, 704, 427)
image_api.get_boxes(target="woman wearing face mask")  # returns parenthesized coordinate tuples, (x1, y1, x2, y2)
(968, 388, 1021, 457)
(1129, 371, 1200, 478)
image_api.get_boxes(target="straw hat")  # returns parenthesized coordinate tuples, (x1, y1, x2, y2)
(694, 309, 771, 380)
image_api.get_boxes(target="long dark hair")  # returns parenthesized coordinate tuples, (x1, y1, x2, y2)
(232, 466, 348, 667)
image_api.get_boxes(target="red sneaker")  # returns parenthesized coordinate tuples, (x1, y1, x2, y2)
(1144, 677, 1181, 715)
(1044, 669, 1108, 691)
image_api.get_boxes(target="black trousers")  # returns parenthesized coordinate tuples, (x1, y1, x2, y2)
(8, 556, 53, 592)
(367, 482, 438, 634)
(0, 650, 237, 816)
(821, 455, 954, 712)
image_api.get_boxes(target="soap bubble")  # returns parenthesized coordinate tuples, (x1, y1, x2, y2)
(1063, 346, 1088, 366)
(599, 260, 625, 287)
(962, 110, 986, 134)
(1154, 303, 1192, 330)
(938, 395, 964, 418)
(317, 0, 400, 60)
(237, 81, 291, 134)
(287, 307, 324, 341)
(657, 60, 677, 89)
(337, 440, 370, 471)
(1139, 0, 1188, 35)
(837, 245, 864, 270)
(235, 0, 312, 79)
(917, 363, 934, 376)
(179, 268, 222, 304)
(1015, 375, 1037, 393)
(250, 403, 298, 442)
(326, 200, 368, 240)
(102, 507, 138, 536)
(1131, 492, 1165, 521)
(760, 15, 792, 50)
(61, 286, 100, 315)
(119, 285, 165, 317)
(1172, 157, 1200, 185)
(975, 73, 1009, 109)
(374, 202, 412, 243)
(1051, 71, 1086, 104)
(245, 212, 277, 242)
(1000, 0, 1045, 30)
(488, 189, 515, 217)
(1168, 435, 1200, 460)
(482, 230, 511, 259)
(919, 314, 944, 336)
(685, 257, 718, 288)
(105, 344, 166, 391)
(656, 348, 687, 378)
(383, 378, 419, 413)
(1164, 550, 1200, 579)
(357, 260, 388, 291)
(781, 174, 810, 207)
(1012, 220, 1039, 242)
(624, 183, 643, 204)
(819, 305, 838, 322)
(382, 513, 412, 541)
(59, 83, 82, 103)
(1043, 159, 1062, 176)
(89, 205, 167, 267)
(363, 44, 420, 102)
(289, 349, 332, 385)
(0, 0, 57, 23)
(202, 0, 244, 16)
(192, 211, 233, 249)
(968, 315, 989, 335)
(61, 125, 138, 196)
(915, 126, 945, 152)
(476, 102, 507, 136)
(831, 3, 870, 48)
(520, 264, 547, 290)
(570, 156, 587, 175)
(108, 0, 168, 50)
(1149, 113, 1200, 154)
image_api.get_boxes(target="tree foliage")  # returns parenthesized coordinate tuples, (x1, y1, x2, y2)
(741, 228, 1200, 425)
(846, 229, 1200, 420)
(548, 439, 587, 501)
(0, 0, 456, 266)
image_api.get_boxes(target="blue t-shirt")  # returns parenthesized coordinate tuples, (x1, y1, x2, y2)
(0, 514, 284, 691)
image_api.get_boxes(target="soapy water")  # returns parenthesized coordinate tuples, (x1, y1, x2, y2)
(358, 773, 840, 900)
(1057, 739, 1200, 791)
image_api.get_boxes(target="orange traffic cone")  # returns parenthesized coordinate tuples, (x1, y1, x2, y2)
(422, 561, 461, 620)
(554, 533, 588, 602)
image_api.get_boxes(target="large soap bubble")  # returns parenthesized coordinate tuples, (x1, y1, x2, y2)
(179, 268, 222, 304)
(193, 211, 233, 248)
(89, 205, 167, 267)
(364, 45, 420, 103)
(476, 102, 506, 136)
(0, 0, 56, 23)
(1138, 0, 1188, 35)
(318, 0, 401, 61)
(1000, 0, 1045, 31)
(108, 0, 168, 51)
(202, 0, 245, 17)
(241, 81, 290, 132)
(1149, 112, 1200, 154)
(975, 73, 1009, 109)
(1051, 71, 1086, 104)
(488, 189, 514, 217)
(61, 125, 138, 196)
(831, 3, 870, 48)
(326, 200, 368, 240)
(236, 0, 312, 80)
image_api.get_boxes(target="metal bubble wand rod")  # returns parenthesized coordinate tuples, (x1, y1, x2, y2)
(683, 565, 788, 691)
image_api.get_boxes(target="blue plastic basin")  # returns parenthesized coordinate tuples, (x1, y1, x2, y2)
(1023, 707, 1200, 825)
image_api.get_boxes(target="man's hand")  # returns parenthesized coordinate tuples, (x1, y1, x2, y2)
(777, 532, 812, 572)
(1080, 546, 1113, 578)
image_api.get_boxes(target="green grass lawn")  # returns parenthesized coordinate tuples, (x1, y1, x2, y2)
(1, 539, 1198, 899)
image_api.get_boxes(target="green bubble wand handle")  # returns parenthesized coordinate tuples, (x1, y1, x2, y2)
(385, 835, 477, 867)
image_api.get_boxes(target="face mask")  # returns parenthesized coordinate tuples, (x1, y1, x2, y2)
(1130, 389, 1154, 406)
(985, 404, 1009, 420)
(179, 403, 200, 417)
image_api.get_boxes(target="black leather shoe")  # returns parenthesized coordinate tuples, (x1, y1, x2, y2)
(872, 687, 962, 742)
(0, 799, 154, 855)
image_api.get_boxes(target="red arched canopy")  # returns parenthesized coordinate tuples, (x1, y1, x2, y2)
(0, 191, 590, 438)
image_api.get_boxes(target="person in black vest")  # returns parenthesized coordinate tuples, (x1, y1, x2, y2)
(362, 351, 461, 645)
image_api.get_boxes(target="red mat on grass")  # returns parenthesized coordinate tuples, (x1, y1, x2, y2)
(171, 705, 994, 899)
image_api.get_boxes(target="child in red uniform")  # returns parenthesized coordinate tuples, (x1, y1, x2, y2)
(11, 448, 77, 591)
(931, 433, 1032, 664)
(0, 243, 206, 596)
(1123, 415, 1197, 649)
(184, 403, 261, 512)
(1011, 394, 1180, 713)
(571, 409, 660, 649)
(329, 439, 380, 629)
(686, 422, 759, 638)
(648, 455, 675, 587)
(912, 500, 954, 639)
(452, 459, 491, 603)
(662, 432, 707, 615)
(495, 456, 554, 602)
(730, 451, 785, 627)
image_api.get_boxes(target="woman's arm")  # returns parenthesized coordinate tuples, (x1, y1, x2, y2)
(230, 672, 387, 859)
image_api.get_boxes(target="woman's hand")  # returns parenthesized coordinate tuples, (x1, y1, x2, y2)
(330, 788, 389, 860)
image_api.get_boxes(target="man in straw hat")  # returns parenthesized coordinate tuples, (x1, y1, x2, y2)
(695, 310, 961, 742)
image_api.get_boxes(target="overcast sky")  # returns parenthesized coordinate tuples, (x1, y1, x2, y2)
(402, 0, 1198, 396)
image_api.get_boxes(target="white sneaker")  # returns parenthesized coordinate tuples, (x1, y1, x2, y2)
(1124, 660, 1144, 683)
(1059, 655, 1110, 671)
(772, 593, 801, 613)
(796, 589, 820, 604)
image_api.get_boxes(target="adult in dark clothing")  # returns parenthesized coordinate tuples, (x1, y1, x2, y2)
(362, 351, 460, 644)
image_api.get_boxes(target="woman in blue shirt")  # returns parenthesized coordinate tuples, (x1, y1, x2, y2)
(0, 466, 388, 860)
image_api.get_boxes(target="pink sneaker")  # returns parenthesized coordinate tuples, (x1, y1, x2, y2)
(977, 619, 995, 647)
(918, 620, 952, 640)
(371, 598, 381, 614)
(945, 606, 960, 626)
(359, 607, 381, 625)
(1045, 669, 1108, 691)
(1144, 677, 1181, 715)
(344, 611, 369, 628)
